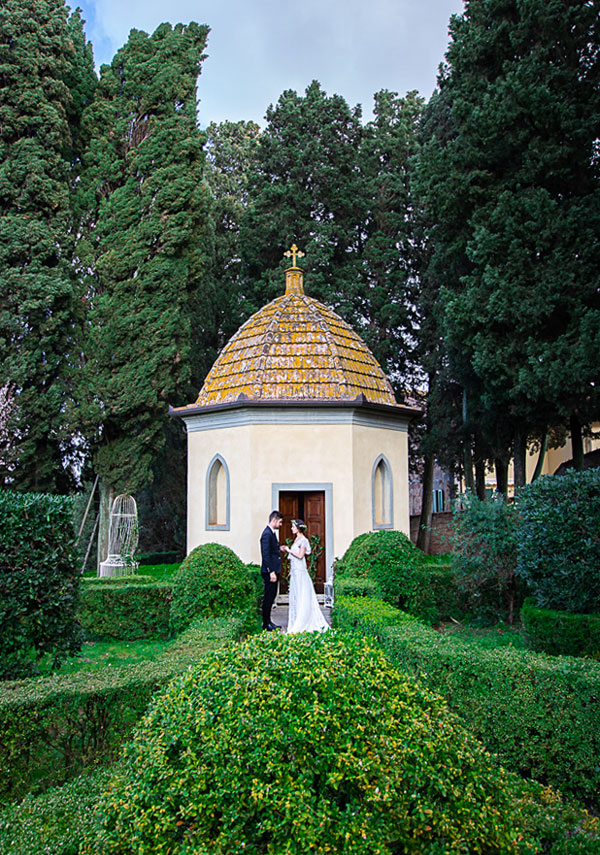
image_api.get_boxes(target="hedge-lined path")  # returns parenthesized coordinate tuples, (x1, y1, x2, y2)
(270, 603, 331, 631)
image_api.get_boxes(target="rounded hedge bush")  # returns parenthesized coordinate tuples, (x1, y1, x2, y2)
(170, 543, 252, 633)
(342, 529, 425, 606)
(90, 632, 536, 854)
(516, 469, 600, 614)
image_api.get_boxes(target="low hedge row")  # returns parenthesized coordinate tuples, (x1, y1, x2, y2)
(521, 599, 600, 659)
(0, 615, 246, 804)
(0, 763, 121, 855)
(335, 530, 462, 625)
(79, 578, 172, 640)
(2, 700, 597, 855)
(333, 596, 600, 808)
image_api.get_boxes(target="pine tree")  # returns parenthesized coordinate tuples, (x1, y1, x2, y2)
(74, 22, 210, 510)
(0, 0, 92, 491)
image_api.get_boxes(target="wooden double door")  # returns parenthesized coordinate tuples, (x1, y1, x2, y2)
(278, 491, 326, 594)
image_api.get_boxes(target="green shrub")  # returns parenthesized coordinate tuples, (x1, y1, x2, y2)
(333, 596, 600, 808)
(516, 469, 600, 614)
(450, 491, 522, 625)
(521, 599, 600, 659)
(334, 530, 374, 576)
(335, 575, 380, 598)
(0, 763, 121, 855)
(336, 530, 460, 624)
(0, 616, 246, 803)
(87, 632, 540, 854)
(170, 543, 252, 633)
(0, 490, 82, 680)
(79, 579, 172, 640)
(341, 529, 422, 599)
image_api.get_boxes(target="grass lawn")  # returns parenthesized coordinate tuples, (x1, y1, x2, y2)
(55, 637, 174, 675)
(437, 620, 528, 650)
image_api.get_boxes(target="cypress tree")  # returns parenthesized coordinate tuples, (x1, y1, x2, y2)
(193, 119, 260, 390)
(416, 0, 600, 486)
(74, 22, 210, 555)
(240, 82, 418, 395)
(240, 81, 365, 314)
(0, 0, 91, 491)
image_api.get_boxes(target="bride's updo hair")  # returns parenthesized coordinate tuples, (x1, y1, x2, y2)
(292, 519, 308, 534)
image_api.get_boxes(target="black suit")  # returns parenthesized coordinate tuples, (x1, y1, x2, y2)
(260, 525, 282, 628)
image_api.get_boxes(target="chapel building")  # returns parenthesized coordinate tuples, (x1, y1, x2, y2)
(170, 247, 417, 599)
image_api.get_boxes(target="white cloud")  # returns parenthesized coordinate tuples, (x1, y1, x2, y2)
(75, 0, 465, 125)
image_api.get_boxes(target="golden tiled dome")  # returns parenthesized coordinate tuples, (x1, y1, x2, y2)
(194, 260, 398, 408)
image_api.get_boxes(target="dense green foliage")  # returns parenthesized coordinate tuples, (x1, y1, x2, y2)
(170, 543, 253, 633)
(451, 491, 521, 624)
(516, 469, 600, 613)
(79, 578, 172, 640)
(0, 491, 81, 679)
(240, 83, 421, 391)
(0, 0, 95, 491)
(0, 616, 245, 803)
(74, 22, 210, 495)
(414, 0, 600, 486)
(521, 600, 600, 660)
(334, 596, 600, 808)
(88, 632, 539, 853)
(0, 764, 122, 855)
(337, 530, 458, 623)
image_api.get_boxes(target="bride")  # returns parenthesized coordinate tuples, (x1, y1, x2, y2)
(284, 519, 329, 634)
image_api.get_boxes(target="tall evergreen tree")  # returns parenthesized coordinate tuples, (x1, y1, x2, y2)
(240, 81, 366, 314)
(416, 0, 600, 487)
(240, 82, 419, 394)
(358, 89, 423, 388)
(193, 119, 260, 389)
(74, 22, 210, 527)
(0, 0, 93, 491)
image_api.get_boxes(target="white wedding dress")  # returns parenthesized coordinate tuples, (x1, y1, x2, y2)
(287, 535, 329, 634)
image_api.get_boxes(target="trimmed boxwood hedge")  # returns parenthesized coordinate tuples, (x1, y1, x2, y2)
(0, 616, 246, 804)
(79, 578, 172, 640)
(170, 543, 253, 633)
(336, 530, 460, 624)
(0, 490, 81, 679)
(521, 599, 600, 659)
(86, 632, 547, 854)
(0, 763, 121, 855)
(333, 596, 600, 809)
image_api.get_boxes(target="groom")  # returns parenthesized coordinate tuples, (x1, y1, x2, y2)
(260, 510, 284, 630)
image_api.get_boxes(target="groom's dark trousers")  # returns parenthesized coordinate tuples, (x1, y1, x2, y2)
(260, 525, 281, 628)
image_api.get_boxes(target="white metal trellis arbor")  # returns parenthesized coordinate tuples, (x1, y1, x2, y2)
(98, 494, 139, 577)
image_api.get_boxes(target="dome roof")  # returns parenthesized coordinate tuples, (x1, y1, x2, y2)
(193, 260, 398, 409)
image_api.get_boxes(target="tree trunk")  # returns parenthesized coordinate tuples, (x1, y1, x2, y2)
(97, 479, 115, 575)
(531, 429, 548, 482)
(513, 427, 527, 490)
(474, 431, 487, 500)
(417, 452, 434, 553)
(495, 458, 509, 495)
(462, 389, 475, 492)
(570, 413, 584, 470)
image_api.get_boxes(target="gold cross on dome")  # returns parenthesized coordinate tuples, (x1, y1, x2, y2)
(284, 244, 305, 267)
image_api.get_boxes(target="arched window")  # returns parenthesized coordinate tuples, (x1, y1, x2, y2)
(372, 454, 393, 529)
(206, 454, 230, 530)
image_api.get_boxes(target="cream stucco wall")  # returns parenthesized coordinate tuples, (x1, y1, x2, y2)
(184, 408, 411, 573)
(351, 423, 410, 546)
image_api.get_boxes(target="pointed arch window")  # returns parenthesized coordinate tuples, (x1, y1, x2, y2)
(206, 454, 230, 530)
(372, 454, 393, 529)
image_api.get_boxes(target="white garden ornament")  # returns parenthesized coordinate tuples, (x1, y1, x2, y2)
(99, 494, 139, 577)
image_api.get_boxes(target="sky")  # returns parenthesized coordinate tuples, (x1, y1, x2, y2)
(73, 0, 466, 127)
